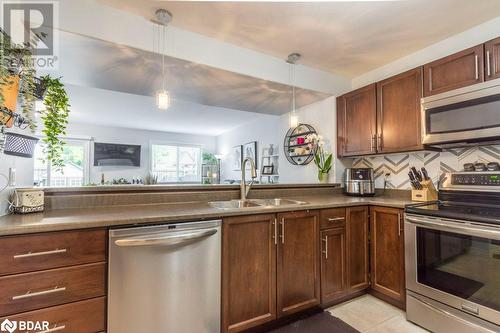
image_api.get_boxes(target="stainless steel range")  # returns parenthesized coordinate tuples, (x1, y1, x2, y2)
(405, 171, 500, 333)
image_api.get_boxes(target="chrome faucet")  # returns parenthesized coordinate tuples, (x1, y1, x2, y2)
(241, 157, 257, 200)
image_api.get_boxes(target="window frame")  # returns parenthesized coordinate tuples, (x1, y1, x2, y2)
(149, 140, 203, 184)
(34, 137, 91, 187)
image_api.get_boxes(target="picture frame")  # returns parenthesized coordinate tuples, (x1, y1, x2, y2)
(243, 141, 258, 168)
(231, 145, 243, 171)
(262, 165, 274, 175)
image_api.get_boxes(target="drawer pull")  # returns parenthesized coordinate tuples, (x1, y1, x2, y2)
(13, 248, 67, 259)
(328, 217, 345, 222)
(12, 286, 66, 300)
(38, 325, 66, 333)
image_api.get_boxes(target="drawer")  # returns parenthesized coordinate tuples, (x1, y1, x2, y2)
(0, 297, 106, 333)
(320, 208, 346, 230)
(0, 229, 106, 276)
(0, 262, 106, 316)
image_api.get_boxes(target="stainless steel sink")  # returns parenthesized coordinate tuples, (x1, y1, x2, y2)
(254, 198, 309, 207)
(209, 200, 263, 209)
(209, 198, 308, 210)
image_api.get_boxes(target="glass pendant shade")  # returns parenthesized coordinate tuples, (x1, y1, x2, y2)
(156, 90, 171, 110)
(290, 112, 299, 128)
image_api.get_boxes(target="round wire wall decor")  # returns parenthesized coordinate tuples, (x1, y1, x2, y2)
(283, 124, 317, 165)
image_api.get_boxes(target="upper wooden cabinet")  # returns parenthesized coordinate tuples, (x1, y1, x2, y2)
(369, 206, 405, 309)
(485, 36, 500, 81)
(376, 68, 423, 153)
(423, 45, 484, 96)
(222, 214, 277, 333)
(277, 211, 320, 318)
(337, 84, 376, 157)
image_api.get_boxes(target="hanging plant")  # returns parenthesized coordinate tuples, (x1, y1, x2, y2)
(40, 76, 70, 171)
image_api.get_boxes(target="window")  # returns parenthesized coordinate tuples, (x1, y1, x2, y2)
(151, 143, 202, 183)
(34, 139, 90, 187)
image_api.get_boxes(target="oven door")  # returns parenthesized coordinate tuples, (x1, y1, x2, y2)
(405, 213, 500, 326)
(421, 79, 500, 146)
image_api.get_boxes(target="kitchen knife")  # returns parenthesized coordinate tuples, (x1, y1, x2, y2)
(421, 167, 430, 180)
(411, 166, 423, 182)
(408, 171, 422, 190)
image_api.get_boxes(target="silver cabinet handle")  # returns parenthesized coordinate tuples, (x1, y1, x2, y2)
(273, 218, 277, 245)
(280, 218, 285, 244)
(475, 55, 479, 80)
(377, 134, 382, 151)
(487, 50, 491, 76)
(114, 229, 217, 247)
(328, 217, 345, 222)
(322, 236, 328, 259)
(13, 248, 67, 259)
(12, 286, 66, 300)
(39, 325, 66, 333)
(398, 213, 401, 236)
(370, 134, 375, 152)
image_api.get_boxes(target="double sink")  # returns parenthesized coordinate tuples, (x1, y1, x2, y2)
(209, 198, 308, 210)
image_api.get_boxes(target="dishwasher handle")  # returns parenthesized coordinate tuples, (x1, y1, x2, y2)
(114, 228, 218, 247)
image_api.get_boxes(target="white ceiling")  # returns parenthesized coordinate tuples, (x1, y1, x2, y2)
(98, 0, 500, 76)
(64, 84, 278, 136)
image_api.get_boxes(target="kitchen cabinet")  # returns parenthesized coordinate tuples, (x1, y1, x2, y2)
(369, 206, 405, 308)
(346, 206, 370, 293)
(337, 84, 377, 157)
(277, 211, 320, 317)
(320, 227, 347, 304)
(423, 45, 484, 96)
(222, 214, 277, 333)
(376, 68, 423, 153)
(485, 36, 500, 81)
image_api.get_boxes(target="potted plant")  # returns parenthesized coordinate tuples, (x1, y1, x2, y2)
(0, 28, 40, 131)
(306, 133, 333, 183)
(39, 75, 70, 171)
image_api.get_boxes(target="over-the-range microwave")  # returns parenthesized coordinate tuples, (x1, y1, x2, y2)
(421, 77, 500, 148)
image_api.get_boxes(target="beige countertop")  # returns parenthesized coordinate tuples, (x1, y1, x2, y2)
(0, 194, 413, 236)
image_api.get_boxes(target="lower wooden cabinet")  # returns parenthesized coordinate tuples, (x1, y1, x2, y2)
(370, 206, 406, 308)
(222, 211, 320, 332)
(320, 228, 347, 304)
(277, 211, 320, 317)
(346, 206, 370, 293)
(222, 214, 277, 333)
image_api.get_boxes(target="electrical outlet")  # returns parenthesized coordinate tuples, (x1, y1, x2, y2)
(8, 168, 16, 187)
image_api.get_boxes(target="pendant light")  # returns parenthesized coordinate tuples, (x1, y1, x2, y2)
(287, 53, 301, 128)
(155, 9, 173, 111)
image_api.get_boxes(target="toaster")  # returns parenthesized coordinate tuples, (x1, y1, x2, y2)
(343, 168, 375, 197)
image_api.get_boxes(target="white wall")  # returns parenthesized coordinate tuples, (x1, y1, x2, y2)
(65, 122, 217, 184)
(217, 97, 350, 184)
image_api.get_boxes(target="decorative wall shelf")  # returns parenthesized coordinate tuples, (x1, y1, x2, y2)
(284, 124, 317, 166)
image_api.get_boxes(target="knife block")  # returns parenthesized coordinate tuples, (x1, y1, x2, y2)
(411, 179, 438, 202)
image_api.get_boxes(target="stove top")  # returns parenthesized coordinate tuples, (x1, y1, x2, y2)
(405, 171, 500, 225)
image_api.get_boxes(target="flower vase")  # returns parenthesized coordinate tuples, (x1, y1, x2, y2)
(318, 171, 329, 183)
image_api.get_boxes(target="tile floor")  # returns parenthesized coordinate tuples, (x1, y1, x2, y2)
(327, 295, 429, 333)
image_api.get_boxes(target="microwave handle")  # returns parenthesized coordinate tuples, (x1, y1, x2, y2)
(406, 215, 500, 240)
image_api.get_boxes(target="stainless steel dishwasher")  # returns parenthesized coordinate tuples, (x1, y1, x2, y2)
(108, 220, 221, 333)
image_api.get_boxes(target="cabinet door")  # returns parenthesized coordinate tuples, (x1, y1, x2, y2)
(346, 206, 370, 293)
(377, 68, 423, 153)
(337, 84, 377, 157)
(320, 228, 347, 304)
(222, 214, 277, 333)
(370, 206, 405, 308)
(423, 45, 484, 96)
(485, 37, 500, 81)
(277, 211, 320, 317)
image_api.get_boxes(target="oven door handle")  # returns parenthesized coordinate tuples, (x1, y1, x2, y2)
(406, 215, 500, 240)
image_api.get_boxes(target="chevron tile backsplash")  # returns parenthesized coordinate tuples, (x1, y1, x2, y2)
(351, 145, 500, 189)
